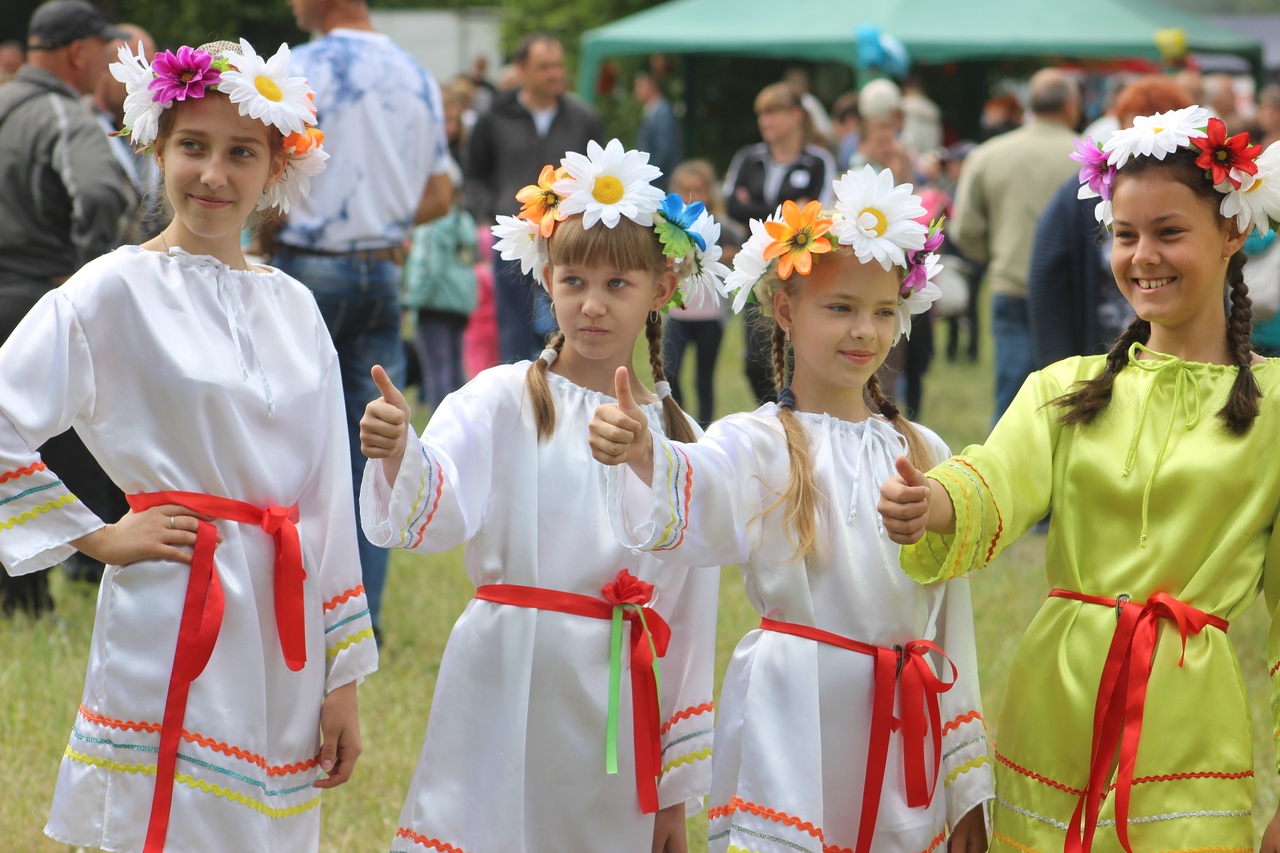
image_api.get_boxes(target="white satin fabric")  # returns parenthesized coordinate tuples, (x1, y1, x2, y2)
(0, 246, 377, 852)
(361, 365, 718, 853)
(608, 407, 994, 852)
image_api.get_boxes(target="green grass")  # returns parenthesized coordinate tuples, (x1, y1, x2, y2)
(2, 316, 1277, 851)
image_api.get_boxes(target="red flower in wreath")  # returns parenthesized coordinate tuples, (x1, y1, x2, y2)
(1191, 117, 1262, 188)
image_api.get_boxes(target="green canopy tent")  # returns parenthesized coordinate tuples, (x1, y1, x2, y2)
(576, 0, 1263, 102)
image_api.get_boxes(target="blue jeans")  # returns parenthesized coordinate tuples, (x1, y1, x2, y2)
(991, 293, 1034, 426)
(495, 260, 555, 363)
(662, 317, 724, 427)
(273, 248, 406, 634)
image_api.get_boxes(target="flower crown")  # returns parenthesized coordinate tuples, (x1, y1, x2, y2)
(722, 165, 943, 342)
(491, 139, 728, 311)
(1074, 104, 1280, 236)
(109, 38, 327, 214)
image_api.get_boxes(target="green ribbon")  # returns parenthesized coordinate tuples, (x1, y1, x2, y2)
(604, 603, 664, 777)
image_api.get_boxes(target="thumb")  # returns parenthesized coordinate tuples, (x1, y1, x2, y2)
(371, 365, 406, 408)
(895, 455, 927, 487)
(614, 366, 639, 414)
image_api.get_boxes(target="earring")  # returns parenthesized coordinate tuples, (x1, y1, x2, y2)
(649, 310, 660, 323)
(548, 302, 557, 318)
(783, 327, 792, 342)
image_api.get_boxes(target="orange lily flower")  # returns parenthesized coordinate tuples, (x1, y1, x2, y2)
(763, 200, 833, 279)
(284, 125, 324, 155)
(516, 164, 568, 237)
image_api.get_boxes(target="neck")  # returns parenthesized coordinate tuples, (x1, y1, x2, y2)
(1143, 321, 1235, 365)
(788, 369, 874, 422)
(521, 87, 557, 113)
(769, 135, 803, 163)
(551, 345, 657, 404)
(320, 1, 375, 34)
(154, 221, 251, 271)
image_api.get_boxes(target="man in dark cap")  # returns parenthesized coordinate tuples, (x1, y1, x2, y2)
(0, 0, 135, 616)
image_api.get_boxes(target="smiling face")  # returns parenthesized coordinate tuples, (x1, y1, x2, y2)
(154, 93, 285, 248)
(773, 251, 901, 413)
(1109, 168, 1244, 347)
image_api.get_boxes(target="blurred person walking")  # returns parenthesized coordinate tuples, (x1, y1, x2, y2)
(0, 0, 134, 614)
(634, 71, 679, 191)
(951, 68, 1081, 423)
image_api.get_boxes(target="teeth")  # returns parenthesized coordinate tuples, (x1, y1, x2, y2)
(1136, 277, 1174, 290)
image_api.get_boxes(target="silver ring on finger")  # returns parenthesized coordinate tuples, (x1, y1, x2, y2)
(169, 515, 176, 529)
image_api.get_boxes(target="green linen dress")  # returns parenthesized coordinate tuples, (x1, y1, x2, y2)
(901, 345, 1280, 853)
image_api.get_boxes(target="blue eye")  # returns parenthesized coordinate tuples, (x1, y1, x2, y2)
(232, 147, 254, 158)
(563, 276, 583, 287)
(609, 278, 629, 289)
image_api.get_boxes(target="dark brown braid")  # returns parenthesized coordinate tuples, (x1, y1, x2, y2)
(1219, 252, 1262, 434)
(1054, 317, 1151, 427)
(525, 332, 566, 441)
(645, 311, 697, 443)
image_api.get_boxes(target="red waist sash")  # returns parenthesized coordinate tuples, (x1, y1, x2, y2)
(126, 490, 308, 853)
(758, 617, 955, 853)
(473, 569, 671, 814)
(1049, 588, 1229, 853)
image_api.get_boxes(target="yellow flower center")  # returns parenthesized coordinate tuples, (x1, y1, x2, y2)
(859, 206, 888, 237)
(1152, 126, 1164, 133)
(255, 75, 283, 102)
(592, 175, 625, 205)
(1248, 176, 1265, 193)
(1217, 150, 1229, 162)
(793, 231, 809, 247)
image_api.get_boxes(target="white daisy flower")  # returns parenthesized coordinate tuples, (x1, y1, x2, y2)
(111, 41, 165, 147)
(676, 210, 729, 311)
(552, 138, 666, 229)
(723, 217, 773, 313)
(218, 39, 314, 137)
(1220, 141, 1280, 235)
(830, 165, 928, 270)
(1102, 105, 1210, 169)
(260, 147, 329, 214)
(493, 215, 548, 288)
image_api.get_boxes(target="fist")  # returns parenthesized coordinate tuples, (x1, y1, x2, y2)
(360, 365, 411, 461)
(589, 366, 651, 467)
(877, 456, 932, 545)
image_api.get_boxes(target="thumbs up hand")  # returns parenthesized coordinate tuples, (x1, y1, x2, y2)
(877, 455, 936, 545)
(361, 365, 413, 484)
(589, 367, 655, 485)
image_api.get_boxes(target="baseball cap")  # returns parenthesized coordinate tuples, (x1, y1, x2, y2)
(28, 0, 129, 50)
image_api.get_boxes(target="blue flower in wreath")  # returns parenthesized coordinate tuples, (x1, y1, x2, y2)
(654, 193, 707, 257)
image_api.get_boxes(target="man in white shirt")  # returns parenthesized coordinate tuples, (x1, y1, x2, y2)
(277, 0, 452, 641)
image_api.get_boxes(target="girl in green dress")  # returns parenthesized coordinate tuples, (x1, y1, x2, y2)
(879, 106, 1280, 853)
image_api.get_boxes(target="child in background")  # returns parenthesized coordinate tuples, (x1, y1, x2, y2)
(402, 163, 478, 409)
(0, 39, 374, 852)
(359, 140, 728, 852)
(592, 167, 991, 853)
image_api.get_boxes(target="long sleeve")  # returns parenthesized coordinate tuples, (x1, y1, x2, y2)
(0, 289, 106, 574)
(1027, 179, 1086, 368)
(302, 348, 378, 692)
(607, 417, 766, 567)
(360, 384, 493, 553)
(949, 155, 989, 265)
(1262, 500, 1280, 772)
(901, 368, 1065, 583)
(934, 575, 994, 827)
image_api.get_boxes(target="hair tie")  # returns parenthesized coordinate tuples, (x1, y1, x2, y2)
(539, 347, 558, 367)
(776, 386, 796, 411)
(653, 381, 671, 400)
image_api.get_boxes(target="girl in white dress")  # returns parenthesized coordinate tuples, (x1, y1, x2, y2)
(0, 40, 376, 852)
(358, 140, 727, 852)
(590, 168, 993, 853)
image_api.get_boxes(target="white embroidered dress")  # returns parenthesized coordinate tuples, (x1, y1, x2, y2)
(360, 365, 718, 852)
(607, 407, 994, 853)
(0, 246, 378, 853)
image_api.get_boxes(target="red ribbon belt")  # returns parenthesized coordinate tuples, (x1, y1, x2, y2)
(1050, 588, 1229, 853)
(126, 490, 308, 853)
(473, 569, 671, 814)
(758, 618, 955, 853)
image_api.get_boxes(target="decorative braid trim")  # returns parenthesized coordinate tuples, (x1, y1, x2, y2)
(0, 480, 63, 507)
(942, 709, 984, 734)
(991, 830, 1043, 853)
(77, 705, 318, 776)
(1269, 659, 1280, 678)
(323, 585, 365, 611)
(945, 755, 991, 786)
(1127, 770, 1253, 786)
(724, 828, 943, 853)
(64, 747, 320, 818)
(955, 459, 1003, 561)
(708, 796, 823, 840)
(661, 702, 714, 734)
(327, 627, 374, 659)
(394, 827, 471, 853)
(1, 494, 78, 530)
(652, 442, 693, 551)
(933, 467, 976, 572)
(0, 461, 45, 483)
(661, 747, 711, 774)
(411, 454, 445, 549)
(995, 749, 1085, 796)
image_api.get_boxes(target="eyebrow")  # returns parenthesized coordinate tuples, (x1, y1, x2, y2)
(172, 128, 266, 146)
(1111, 212, 1188, 227)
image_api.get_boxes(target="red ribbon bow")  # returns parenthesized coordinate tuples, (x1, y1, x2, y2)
(127, 490, 308, 853)
(1052, 589, 1228, 853)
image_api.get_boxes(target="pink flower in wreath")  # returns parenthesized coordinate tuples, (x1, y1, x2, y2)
(1071, 136, 1115, 201)
(148, 46, 220, 105)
